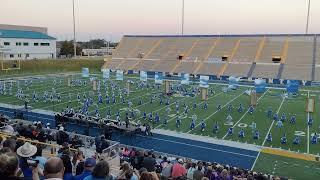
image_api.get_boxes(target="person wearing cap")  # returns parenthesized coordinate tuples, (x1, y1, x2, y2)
(74, 158, 96, 180)
(171, 158, 186, 178)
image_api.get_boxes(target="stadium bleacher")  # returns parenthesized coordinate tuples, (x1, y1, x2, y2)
(104, 34, 320, 82)
(0, 116, 281, 180)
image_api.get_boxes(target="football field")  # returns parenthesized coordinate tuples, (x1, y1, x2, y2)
(1, 73, 320, 155)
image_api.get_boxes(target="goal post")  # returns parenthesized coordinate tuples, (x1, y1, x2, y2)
(1, 59, 21, 71)
(0, 48, 21, 71)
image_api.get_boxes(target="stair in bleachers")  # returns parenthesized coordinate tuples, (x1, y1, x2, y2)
(276, 63, 285, 79)
(247, 62, 256, 77)
(311, 35, 317, 81)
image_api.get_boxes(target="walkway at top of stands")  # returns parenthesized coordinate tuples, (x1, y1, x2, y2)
(124, 34, 320, 38)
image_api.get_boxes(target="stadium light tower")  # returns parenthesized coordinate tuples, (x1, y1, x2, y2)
(305, 0, 311, 34)
(181, 0, 185, 36)
(72, 0, 77, 58)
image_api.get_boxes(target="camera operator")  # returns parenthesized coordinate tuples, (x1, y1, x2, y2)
(16, 142, 44, 179)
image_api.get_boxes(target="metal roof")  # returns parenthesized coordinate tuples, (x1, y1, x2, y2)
(0, 29, 56, 40)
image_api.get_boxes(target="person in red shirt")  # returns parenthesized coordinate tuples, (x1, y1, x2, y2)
(171, 159, 187, 178)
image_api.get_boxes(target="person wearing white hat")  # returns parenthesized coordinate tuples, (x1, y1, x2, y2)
(16, 142, 40, 179)
(16, 142, 37, 158)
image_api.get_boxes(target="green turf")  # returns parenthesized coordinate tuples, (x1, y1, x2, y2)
(253, 153, 320, 180)
(1, 72, 320, 179)
(1, 74, 320, 155)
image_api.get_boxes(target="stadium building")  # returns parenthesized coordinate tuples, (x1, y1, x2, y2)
(0, 24, 56, 60)
(104, 34, 320, 85)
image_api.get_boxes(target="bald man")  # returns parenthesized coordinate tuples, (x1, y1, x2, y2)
(43, 157, 65, 180)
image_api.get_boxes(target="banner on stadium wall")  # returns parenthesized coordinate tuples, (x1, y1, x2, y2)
(140, 71, 147, 82)
(254, 78, 266, 93)
(82, 68, 89, 78)
(228, 76, 239, 90)
(181, 73, 190, 85)
(102, 69, 110, 79)
(116, 70, 124, 81)
(155, 72, 163, 84)
(199, 75, 209, 88)
(286, 80, 299, 94)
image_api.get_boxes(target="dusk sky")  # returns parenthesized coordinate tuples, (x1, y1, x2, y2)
(1, 0, 319, 41)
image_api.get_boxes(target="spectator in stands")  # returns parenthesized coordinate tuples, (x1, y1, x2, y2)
(72, 150, 85, 175)
(56, 126, 69, 145)
(60, 154, 73, 180)
(15, 122, 26, 137)
(0, 151, 21, 180)
(187, 162, 197, 180)
(84, 160, 114, 180)
(130, 150, 144, 170)
(74, 158, 96, 180)
(100, 136, 110, 153)
(142, 151, 156, 172)
(43, 157, 65, 180)
(161, 160, 173, 178)
(0, 135, 3, 147)
(171, 158, 186, 179)
(58, 142, 70, 155)
(16, 142, 39, 178)
(71, 135, 83, 149)
(160, 156, 168, 168)
(104, 126, 112, 140)
(32, 144, 47, 170)
(139, 171, 159, 180)
(3, 122, 15, 135)
(193, 164, 204, 180)
(95, 135, 102, 153)
(2, 138, 17, 152)
(220, 169, 231, 180)
(117, 162, 139, 180)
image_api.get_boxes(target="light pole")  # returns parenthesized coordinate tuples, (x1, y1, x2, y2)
(305, 0, 311, 34)
(72, 0, 77, 58)
(182, 0, 185, 35)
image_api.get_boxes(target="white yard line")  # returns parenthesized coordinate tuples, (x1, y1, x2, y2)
(187, 90, 246, 133)
(251, 96, 285, 170)
(222, 88, 269, 139)
(307, 91, 310, 154)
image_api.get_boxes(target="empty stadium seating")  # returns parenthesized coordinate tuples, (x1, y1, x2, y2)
(282, 64, 313, 81)
(315, 67, 320, 81)
(197, 62, 224, 75)
(251, 64, 280, 79)
(258, 37, 286, 63)
(233, 37, 261, 62)
(223, 63, 252, 77)
(103, 34, 320, 81)
(112, 37, 141, 58)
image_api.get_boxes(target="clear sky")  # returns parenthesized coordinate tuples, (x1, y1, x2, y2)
(1, 0, 319, 41)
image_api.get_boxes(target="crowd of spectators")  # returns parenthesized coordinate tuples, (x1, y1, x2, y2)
(117, 147, 284, 180)
(0, 133, 115, 180)
(0, 115, 286, 180)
